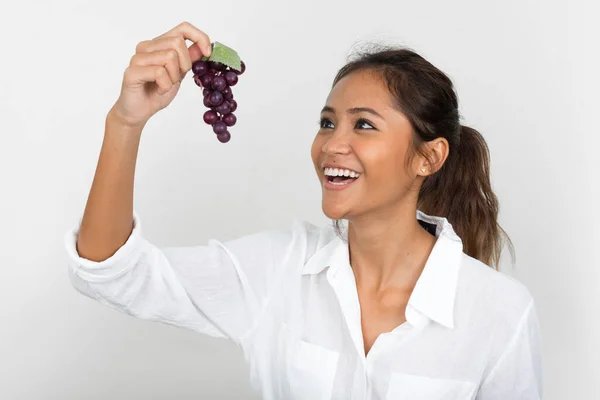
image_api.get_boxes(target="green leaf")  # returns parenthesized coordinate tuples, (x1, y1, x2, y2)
(201, 41, 242, 71)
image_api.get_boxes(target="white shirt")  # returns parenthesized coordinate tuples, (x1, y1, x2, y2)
(64, 210, 543, 399)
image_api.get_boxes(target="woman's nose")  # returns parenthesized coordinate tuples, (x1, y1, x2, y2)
(322, 132, 351, 155)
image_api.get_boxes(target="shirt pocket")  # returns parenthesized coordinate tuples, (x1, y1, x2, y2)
(283, 325, 340, 400)
(386, 372, 476, 400)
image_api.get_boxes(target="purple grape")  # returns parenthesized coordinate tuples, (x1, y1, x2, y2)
(192, 60, 208, 76)
(203, 96, 212, 108)
(224, 71, 238, 86)
(222, 86, 233, 99)
(222, 113, 237, 127)
(203, 87, 212, 97)
(200, 73, 214, 87)
(203, 110, 219, 125)
(232, 61, 246, 75)
(213, 121, 227, 134)
(193, 75, 203, 87)
(229, 99, 238, 112)
(216, 101, 231, 115)
(209, 61, 226, 71)
(217, 131, 231, 143)
(211, 76, 227, 92)
(209, 91, 224, 106)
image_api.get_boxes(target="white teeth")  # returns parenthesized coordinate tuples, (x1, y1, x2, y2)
(324, 167, 360, 177)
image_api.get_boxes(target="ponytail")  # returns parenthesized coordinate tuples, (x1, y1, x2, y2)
(418, 125, 514, 269)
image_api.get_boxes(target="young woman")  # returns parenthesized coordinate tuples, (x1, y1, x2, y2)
(65, 22, 542, 399)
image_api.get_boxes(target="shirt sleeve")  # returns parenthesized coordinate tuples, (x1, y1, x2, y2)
(64, 211, 309, 344)
(476, 299, 543, 400)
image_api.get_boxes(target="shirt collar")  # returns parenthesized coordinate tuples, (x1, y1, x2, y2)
(302, 210, 463, 329)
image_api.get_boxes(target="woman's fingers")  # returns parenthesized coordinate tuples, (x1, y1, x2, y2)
(135, 22, 212, 78)
(154, 21, 212, 58)
(129, 49, 181, 85)
(111, 22, 212, 128)
(123, 65, 174, 95)
(187, 41, 205, 65)
(135, 36, 189, 78)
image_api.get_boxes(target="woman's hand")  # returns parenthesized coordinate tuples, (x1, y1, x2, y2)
(109, 22, 212, 130)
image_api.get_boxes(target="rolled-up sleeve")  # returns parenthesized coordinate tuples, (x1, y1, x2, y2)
(64, 211, 307, 343)
(476, 300, 543, 399)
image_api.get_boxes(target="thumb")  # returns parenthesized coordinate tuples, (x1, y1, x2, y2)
(188, 42, 208, 65)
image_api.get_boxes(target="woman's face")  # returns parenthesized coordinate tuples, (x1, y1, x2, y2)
(311, 69, 423, 221)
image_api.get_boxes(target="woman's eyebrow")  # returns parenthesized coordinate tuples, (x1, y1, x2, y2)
(320, 106, 384, 119)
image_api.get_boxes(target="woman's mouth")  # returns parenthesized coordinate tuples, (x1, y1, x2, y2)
(323, 167, 360, 191)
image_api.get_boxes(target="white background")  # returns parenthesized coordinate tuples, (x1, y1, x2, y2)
(1, 0, 598, 398)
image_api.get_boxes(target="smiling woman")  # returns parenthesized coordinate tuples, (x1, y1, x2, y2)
(64, 22, 542, 400)
(313, 47, 513, 270)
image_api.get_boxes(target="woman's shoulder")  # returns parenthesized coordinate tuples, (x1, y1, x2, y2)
(456, 253, 535, 326)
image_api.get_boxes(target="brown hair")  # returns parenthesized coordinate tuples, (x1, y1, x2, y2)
(331, 45, 514, 270)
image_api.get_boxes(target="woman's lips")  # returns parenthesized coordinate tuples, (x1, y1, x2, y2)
(323, 176, 359, 191)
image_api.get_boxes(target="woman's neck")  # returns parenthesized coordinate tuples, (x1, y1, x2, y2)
(347, 204, 436, 293)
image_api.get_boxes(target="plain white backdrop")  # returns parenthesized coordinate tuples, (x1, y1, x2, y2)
(1, 0, 598, 398)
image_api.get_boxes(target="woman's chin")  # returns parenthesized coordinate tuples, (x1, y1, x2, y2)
(322, 203, 350, 220)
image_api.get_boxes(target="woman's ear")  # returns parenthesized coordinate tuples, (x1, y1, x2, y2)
(418, 138, 449, 176)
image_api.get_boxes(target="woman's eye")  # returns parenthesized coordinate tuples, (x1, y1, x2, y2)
(319, 118, 334, 129)
(356, 119, 375, 130)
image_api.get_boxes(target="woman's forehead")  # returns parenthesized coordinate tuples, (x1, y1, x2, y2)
(327, 70, 392, 109)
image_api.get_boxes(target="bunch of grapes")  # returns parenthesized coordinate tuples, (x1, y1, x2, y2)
(192, 59, 246, 143)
